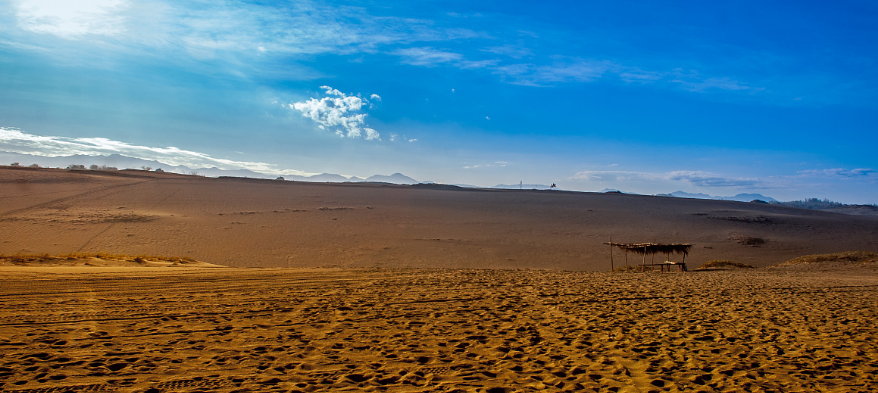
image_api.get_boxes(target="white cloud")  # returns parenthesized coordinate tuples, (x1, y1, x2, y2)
(672, 76, 756, 93)
(388, 134, 416, 143)
(0, 127, 314, 176)
(290, 86, 380, 140)
(572, 170, 765, 189)
(16, 0, 128, 39)
(799, 168, 877, 179)
(481, 44, 532, 59)
(463, 161, 507, 170)
(492, 59, 616, 86)
(10, 0, 769, 102)
(370, 93, 381, 101)
(393, 47, 463, 66)
(393, 47, 497, 69)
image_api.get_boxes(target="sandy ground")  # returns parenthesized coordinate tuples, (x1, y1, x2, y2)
(1, 266, 876, 392)
(2, 167, 878, 270)
(2, 167, 878, 392)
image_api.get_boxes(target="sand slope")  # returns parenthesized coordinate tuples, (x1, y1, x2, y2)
(2, 168, 877, 270)
(1, 267, 876, 392)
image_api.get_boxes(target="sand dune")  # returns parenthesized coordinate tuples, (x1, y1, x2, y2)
(1, 266, 876, 392)
(2, 167, 877, 270)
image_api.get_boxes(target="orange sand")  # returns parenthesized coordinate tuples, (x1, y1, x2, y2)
(1, 266, 876, 392)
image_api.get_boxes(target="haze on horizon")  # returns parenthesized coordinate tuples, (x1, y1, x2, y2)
(1, 1, 876, 204)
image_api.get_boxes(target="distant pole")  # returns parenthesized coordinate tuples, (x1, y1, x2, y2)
(520, 181, 522, 190)
(609, 237, 614, 271)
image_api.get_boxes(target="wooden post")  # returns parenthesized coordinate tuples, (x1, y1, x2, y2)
(609, 238, 614, 271)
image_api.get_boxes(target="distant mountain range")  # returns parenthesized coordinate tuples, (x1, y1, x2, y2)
(0, 151, 421, 185)
(656, 191, 778, 203)
(4, 151, 873, 217)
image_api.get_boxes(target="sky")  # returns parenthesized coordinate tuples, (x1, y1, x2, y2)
(1, 0, 877, 203)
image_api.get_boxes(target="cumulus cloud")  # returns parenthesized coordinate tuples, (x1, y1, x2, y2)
(16, 0, 128, 38)
(290, 86, 380, 140)
(0, 127, 313, 176)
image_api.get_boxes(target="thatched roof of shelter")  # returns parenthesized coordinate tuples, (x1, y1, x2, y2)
(603, 242, 692, 256)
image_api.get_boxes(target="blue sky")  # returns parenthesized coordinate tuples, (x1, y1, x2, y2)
(1, 1, 877, 203)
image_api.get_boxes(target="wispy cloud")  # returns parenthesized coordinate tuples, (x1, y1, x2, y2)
(481, 44, 532, 59)
(16, 0, 128, 39)
(493, 59, 615, 86)
(665, 170, 763, 188)
(463, 161, 508, 169)
(799, 168, 878, 179)
(388, 134, 417, 143)
(572, 170, 767, 189)
(393, 47, 497, 69)
(0, 127, 313, 176)
(290, 86, 380, 140)
(393, 46, 761, 94)
(9, 0, 769, 101)
(9, 1, 481, 67)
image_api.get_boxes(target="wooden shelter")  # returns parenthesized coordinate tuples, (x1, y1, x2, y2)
(604, 241, 692, 272)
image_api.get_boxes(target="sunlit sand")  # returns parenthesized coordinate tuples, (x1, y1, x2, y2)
(2, 168, 878, 391)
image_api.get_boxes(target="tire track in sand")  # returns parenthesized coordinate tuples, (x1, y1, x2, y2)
(0, 180, 150, 218)
(74, 185, 179, 253)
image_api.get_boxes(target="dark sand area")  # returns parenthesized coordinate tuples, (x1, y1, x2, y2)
(2, 167, 877, 270)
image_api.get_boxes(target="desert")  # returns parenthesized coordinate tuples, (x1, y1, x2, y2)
(2, 167, 878, 392)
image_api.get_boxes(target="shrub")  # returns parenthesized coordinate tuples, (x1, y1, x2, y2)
(697, 260, 755, 270)
(729, 234, 766, 247)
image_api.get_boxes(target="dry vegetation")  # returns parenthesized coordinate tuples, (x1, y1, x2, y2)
(696, 260, 755, 270)
(0, 253, 209, 267)
(774, 251, 878, 267)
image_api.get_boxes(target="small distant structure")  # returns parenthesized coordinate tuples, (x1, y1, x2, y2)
(604, 241, 692, 272)
(275, 176, 285, 181)
(550, 183, 557, 189)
